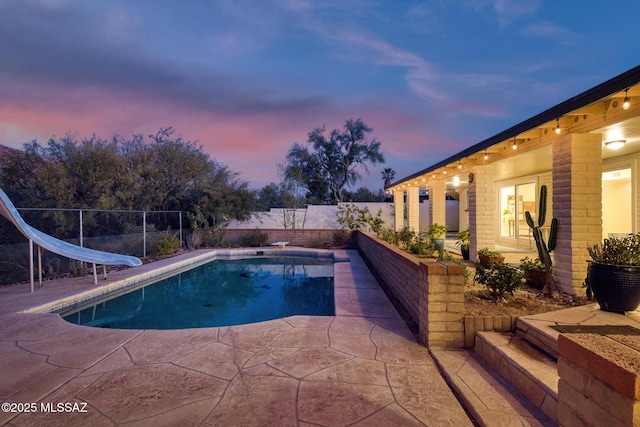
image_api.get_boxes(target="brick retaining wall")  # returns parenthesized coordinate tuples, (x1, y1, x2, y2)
(355, 231, 465, 348)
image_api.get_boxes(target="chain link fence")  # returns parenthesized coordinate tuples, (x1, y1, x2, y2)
(0, 208, 184, 286)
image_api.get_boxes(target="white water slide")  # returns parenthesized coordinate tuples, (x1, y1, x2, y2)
(0, 189, 142, 292)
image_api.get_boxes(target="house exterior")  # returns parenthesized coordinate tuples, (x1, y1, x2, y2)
(386, 65, 640, 295)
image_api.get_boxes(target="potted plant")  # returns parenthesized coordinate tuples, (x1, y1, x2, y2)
(586, 234, 640, 313)
(427, 223, 447, 250)
(455, 228, 470, 260)
(478, 247, 504, 268)
(520, 256, 547, 289)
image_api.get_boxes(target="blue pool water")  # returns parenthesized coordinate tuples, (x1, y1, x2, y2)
(62, 256, 335, 329)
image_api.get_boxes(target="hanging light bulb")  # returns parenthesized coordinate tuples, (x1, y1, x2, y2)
(512, 137, 517, 150)
(443, 168, 447, 174)
(483, 150, 488, 160)
(555, 118, 561, 134)
(458, 160, 462, 169)
(623, 88, 630, 110)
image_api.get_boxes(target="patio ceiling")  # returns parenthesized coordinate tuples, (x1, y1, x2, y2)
(388, 66, 640, 193)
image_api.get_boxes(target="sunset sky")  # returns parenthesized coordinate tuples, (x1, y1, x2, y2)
(1, 0, 639, 191)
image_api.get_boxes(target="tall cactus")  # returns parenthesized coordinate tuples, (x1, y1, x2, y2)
(525, 185, 558, 295)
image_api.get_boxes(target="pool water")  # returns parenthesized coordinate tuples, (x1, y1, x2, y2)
(62, 256, 335, 329)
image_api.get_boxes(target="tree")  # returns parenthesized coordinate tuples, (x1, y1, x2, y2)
(381, 168, 396, 188)
(0, 128, 254, 229)
(284, 118, 384, 204)
(343, 187, 385, 202)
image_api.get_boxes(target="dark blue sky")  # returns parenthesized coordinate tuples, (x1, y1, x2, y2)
(1, 0, 638, 189)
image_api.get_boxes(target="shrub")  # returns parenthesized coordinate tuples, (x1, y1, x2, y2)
(153, 229, 180, 256)
(241, 229, 269, 247)
(397, 227, 416, 250)
(380, 227, 398, 245)
(520, 256, 545, 271)
(474, 263, 523, 301)
(186, 230, 203, 249)
(409, 237, 435, 257)
(337, 204, 371, 230)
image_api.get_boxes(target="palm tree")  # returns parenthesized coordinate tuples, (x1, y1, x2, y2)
(381, 168, 396, 188)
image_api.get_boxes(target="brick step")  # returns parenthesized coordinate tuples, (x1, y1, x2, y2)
(431, 349, 555, 427)
(474, 331, 559, 423)
(515, 314, 561, 358)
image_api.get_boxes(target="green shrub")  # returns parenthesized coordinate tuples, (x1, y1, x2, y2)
(409, 237, 435, 257)
(153, 229, 180, 256)
(241, 229, 269, 247)
(380, 227, 398, 245)
(397, 227, 416, 250)
(474, 263, 523, 301)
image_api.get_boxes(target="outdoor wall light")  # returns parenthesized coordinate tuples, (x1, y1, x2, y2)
(604, 140, 626, 150)
(555, 118, 561, 134)
(623, 88, 630, 110)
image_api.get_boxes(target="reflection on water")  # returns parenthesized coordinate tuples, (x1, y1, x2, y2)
(62, 257, 335, 329)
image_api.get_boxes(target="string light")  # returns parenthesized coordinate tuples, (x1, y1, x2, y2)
(512, 137, 517, 150)
(483, 150, 488, 160)
(458, 160, 462, 169)
(555, 118, 561, 134)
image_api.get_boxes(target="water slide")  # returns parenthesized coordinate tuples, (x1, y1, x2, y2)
(0, 189, 142, 292)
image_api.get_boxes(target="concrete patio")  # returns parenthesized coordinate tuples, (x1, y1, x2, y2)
(0, 249, 474, 426)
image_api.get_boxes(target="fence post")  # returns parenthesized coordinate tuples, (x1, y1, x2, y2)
(143, 211, 147, 258)
(79, 209, 84, 247)
(179, 211, 183, 247)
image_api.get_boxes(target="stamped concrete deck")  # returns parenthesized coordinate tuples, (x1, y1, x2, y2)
(0, 249, 473, 426)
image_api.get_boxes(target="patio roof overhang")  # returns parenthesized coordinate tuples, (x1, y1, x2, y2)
(388, 65, 640, 192)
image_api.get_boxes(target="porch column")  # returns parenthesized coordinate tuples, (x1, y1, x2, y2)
(429, 179, 446, 228)
(458, 188, 469, 232)
(393, 189, 404, 231)
(552, 132, 602, 295)
(469, 164, 497, 262)
(406, 186, 420, 233)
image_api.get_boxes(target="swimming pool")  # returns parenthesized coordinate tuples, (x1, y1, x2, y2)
(61, 256, 335, 329)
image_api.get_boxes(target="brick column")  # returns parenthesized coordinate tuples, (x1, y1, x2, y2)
(458, 188, 469, 232)
(418, 261, 465, 348)
(552, 133, 602, 294)
(469, 164, 497, 262)
(429, 179, 446, 228)
(393, 190, 404, 231)
(406, 186, 420, 233)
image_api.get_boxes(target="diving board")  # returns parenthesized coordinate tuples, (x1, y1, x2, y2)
(0, 189, 142, 292)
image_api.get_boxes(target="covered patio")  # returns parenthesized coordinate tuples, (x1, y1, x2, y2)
(387, 65, 640, 294)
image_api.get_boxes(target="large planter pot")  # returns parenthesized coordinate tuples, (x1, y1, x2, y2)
(433, 239, 445, 250)
(524, 270, 546, 289)
(587, 262, 640, 313)
(478, 254, 504, 268)
(460, 247, 470, 261)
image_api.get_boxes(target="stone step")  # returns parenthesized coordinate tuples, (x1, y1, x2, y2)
(474, 331, 559, 423)
(431, 349, 555, 427)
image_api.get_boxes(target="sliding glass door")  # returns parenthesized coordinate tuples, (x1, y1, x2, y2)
(499, 181, 537, 247)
